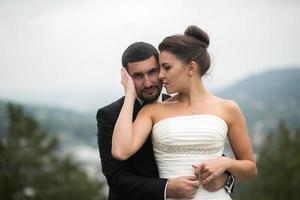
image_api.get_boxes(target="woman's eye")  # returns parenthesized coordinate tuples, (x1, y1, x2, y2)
(164, 66, 171, 70)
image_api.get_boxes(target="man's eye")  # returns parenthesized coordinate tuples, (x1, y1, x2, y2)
(149, 69, 159, 76)
(132, 74, 143, 79)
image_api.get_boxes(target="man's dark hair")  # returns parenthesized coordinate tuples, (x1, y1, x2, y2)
(122, 42, 159, 69)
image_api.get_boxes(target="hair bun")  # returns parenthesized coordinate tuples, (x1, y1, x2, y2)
(184, 25, 209, 48)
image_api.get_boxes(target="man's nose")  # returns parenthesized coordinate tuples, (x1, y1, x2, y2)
(143, 75, 152, 87)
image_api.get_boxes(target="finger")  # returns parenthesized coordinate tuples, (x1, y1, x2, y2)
(192, 164, 198, 169)
(120, 68, 127, 81)
(202, 178, 215, 187)
(186, 175, 198, 181)
(201, 171, 211, 180)
(189, 180, 201, 188)
(120, 67, 126, 78)
(121, 67, 126, 75)
(198, 175, 204, 183)
(121, 67, 126, 74)
(193, 164, 204, 177)
(201, 179, 209, 187)
(192, 163, 204, 171)
(122, 67, 131, 78)
(185, 176, 201, 185)
(202, 174, 216, 185)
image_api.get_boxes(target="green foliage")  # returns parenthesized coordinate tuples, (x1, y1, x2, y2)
(233, 121, 300, 200)
(0, 104, 105, 200)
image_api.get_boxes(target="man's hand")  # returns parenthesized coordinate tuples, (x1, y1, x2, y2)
(166, 176, 200, 199)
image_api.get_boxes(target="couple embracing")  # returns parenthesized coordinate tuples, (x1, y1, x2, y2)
(97, 25, 257, 200)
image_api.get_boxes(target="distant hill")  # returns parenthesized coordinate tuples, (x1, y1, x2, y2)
(217, 68, 300, 147)
(0, 101, 98, 149)
(1, 68, 300, 150)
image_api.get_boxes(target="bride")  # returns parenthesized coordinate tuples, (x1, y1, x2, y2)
(112, 25, 257, 199)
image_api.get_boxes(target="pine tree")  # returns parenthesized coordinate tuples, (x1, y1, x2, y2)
(234, 121, 300, 200)
(0, 104, 105, 200)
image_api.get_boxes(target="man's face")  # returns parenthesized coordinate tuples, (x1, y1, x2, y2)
(127, 56, 162, 102)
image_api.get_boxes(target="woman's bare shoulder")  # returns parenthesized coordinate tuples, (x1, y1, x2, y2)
(215, 97, 244, 125)
(213, 96, 240, 111)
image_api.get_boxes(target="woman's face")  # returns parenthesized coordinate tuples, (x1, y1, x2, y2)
(159, 51, 189, 94)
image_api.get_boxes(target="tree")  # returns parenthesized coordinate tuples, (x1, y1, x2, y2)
(234, 121, 300, 200)
(0, 103, 105, 200)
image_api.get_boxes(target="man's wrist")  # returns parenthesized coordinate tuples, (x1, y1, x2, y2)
(164, 179, 171, 199)
(165, 178, 173, 198)
(224, 174, 235, 194)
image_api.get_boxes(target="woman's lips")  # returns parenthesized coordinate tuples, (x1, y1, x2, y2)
(163, 82, 169, 88)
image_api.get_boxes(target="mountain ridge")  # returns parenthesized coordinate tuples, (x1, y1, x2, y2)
(1, 68, 299, 149)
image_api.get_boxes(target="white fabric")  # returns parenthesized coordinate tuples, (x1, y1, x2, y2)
(152, 114, 232, 200)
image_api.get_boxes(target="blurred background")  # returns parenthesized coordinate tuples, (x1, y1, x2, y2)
(1, 0, 299, 199)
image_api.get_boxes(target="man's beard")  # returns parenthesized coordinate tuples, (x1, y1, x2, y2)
(139, 86, 161, 103)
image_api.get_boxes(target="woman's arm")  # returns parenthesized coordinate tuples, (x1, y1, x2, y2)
(112, 95, 153, 160)
(112, 68, 154, 160)
(225, 100, 257, 179)
(97, 107, 168, 199)
(200, 100, 257, 185)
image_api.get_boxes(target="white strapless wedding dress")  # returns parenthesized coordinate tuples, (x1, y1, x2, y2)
(152, 115, 231, 200)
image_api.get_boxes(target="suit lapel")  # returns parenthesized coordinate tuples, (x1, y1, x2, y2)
(133, 100, 142, 120)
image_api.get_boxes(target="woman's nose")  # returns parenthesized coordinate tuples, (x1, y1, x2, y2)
(158, 70, 165, 80)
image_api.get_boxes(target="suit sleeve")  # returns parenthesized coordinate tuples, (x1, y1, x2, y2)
(97, 108, 168, 199)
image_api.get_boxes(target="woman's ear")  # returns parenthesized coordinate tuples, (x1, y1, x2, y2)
(187, 61, 198, 76)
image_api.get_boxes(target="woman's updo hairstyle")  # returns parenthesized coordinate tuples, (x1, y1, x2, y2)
(158, 25, 211, 76)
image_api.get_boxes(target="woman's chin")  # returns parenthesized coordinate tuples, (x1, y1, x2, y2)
(165, 89, 177, 94)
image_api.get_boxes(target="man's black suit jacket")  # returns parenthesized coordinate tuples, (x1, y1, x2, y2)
(97, 96, 169, 200)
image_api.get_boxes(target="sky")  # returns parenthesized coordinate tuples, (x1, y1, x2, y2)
(0, 0, 300, 112)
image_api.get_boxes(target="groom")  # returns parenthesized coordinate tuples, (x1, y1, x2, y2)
(97, 42, 232, 200)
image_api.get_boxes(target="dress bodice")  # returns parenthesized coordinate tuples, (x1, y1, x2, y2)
(152, 115, 231, 200)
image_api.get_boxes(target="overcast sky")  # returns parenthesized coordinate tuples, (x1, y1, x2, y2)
(1, 0, 300, 112)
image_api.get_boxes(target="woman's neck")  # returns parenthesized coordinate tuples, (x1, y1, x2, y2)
(178, 78, 210, 106)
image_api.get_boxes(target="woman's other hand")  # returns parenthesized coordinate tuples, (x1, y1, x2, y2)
(193, 157, 232, 185)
